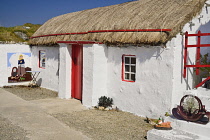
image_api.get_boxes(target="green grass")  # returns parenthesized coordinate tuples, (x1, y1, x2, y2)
(0, 23, 41, 42)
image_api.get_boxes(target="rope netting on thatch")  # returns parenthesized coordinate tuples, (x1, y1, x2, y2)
(30, 0, 206, 46)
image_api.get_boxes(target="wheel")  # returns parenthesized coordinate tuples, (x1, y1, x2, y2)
(11, 67, 18, 77)
(178, 95, 203, 121)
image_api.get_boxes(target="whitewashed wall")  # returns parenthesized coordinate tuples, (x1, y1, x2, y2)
(29, 1, 210, 119)
(171, 1, 210, 108)
(105, 5, 210, 117)
(0, 44, 31, 87)
(83, 44, 94, 106)
(57, 43, 174, 118)
(31, 46, 59, 91)
(56, 15, 210, 118)
(83, 4, 210, 116)
(58, 43, 108, 106)
(106, 46, 174, 118)
(83, 44, 108, 107)
(58, 43, 72, 98)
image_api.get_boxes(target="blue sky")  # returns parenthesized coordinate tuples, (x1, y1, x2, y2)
(0, 0, 132, 27)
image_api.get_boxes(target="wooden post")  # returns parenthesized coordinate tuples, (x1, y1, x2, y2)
(183, 31, 188, 78)
(196, 30, 201, 75)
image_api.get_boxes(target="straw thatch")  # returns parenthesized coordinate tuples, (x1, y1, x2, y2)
(30, 0, 206, 46)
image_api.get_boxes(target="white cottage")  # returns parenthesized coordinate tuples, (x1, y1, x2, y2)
(29, 0, 210, 118)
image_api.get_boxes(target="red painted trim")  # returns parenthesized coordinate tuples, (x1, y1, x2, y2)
(122, 79, 135, 83)
(38, 51, 41, 68)
(39, 67, 45, 69)
(122, 54, 136, 82)
(57, 41, 103, 44)
(71, 46, 75, 99)
(183, 31, 188, 78)
(196, 31, 201, 75)
(122, 55, 124, 81)
(71, 44, 83, 100)
(195, 76, 210, 88)
(30, 29, 172, 39)
(187, 33, 210, 36)
(185, 65, 210, 67)
(183, 30, 210, 78)
(186, 44, 210, 47)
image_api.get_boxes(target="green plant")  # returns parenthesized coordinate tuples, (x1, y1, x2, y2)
(165, 112, 171, 117)
(98, 96, 113, 108)
(200, 53, 210, 77)
(0, 23, 41, 42)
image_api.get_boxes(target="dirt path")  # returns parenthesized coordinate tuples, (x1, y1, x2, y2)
(53, 110, 152, 140)
(3, 86, 58, 100)
(0, 115, 28, 140)
(2, 86, 153, 140)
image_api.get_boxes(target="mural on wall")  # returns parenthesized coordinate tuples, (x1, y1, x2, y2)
(7, 53, 32, 83)
(39, 50, 46, 68)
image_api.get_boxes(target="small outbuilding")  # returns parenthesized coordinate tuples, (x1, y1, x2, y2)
(29, 0, 210, 118)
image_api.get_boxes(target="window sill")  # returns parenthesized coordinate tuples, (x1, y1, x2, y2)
(39, 67, 45, 69)
(122, 79, 135, 83)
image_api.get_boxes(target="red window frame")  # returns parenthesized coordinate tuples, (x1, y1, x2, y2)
(122, 54, 136, 82)
(39, 50, 46, 69)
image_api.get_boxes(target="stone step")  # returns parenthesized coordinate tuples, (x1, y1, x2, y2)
(198, 96, 210, 110)
(165, 116, 210, 138)
(147, 128, 208, 140)
(196, 87, 210, 97)
(197, 87, 210, 110)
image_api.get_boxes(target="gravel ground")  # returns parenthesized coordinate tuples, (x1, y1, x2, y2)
(3, 85, 58, 100)
(53, 110, 153, 140)
(1, 86, 153, 140)
(0, 115, 29, 140)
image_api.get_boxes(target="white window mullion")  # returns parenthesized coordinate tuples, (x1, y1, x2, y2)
(123, 55, 136, 82)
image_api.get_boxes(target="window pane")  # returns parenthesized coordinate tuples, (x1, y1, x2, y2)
(125, 65, 130, 72)
(131, 57, 136, 64)
(131, 66, 136, 73)
(131, 74, 135, 81)
(125, 57, 130, 64)
(122, 55, 136, 82)
(125, 73, 129, 80)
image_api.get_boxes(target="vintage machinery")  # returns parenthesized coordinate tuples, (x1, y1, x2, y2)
(172, 95, 210, 124)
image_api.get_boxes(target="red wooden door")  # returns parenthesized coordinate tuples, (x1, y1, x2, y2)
(71, 44, 83, 100)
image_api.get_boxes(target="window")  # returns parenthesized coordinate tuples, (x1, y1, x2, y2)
(122, 55, 136, 82)
(39, 50, 46, 68)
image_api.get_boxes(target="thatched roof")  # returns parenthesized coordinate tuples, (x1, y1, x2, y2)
(30, 0, 206, 46)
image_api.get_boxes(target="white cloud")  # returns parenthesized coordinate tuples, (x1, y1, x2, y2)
(9, 53, 31, 68)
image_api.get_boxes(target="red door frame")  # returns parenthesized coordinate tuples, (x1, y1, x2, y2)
(71, 44, 83, 100)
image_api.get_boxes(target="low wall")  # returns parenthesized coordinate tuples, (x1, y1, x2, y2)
(0, 44, 31, 87)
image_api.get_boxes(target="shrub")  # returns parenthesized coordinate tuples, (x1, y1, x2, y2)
(98, 96, 113, 108)
(200, 53, 210, 77)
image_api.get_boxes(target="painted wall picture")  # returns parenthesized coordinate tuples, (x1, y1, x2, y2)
(7, 53, 32, 83)
(39, 50, 46, 68)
